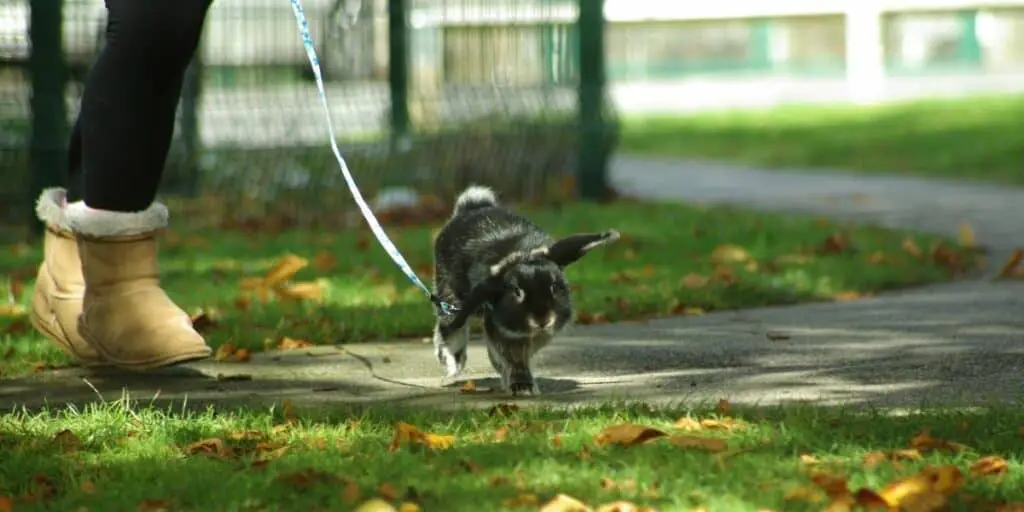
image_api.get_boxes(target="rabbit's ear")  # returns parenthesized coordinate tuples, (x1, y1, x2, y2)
(545, 229, 621, 267)
(489, 247, 549, 276)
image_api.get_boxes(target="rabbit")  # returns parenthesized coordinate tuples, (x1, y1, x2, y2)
(430, 184, 620, 395)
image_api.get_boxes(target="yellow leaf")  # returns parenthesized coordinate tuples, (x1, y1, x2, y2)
(970, 455, 1009, 476)
(666, 435, 728, 452)
(958, 222, 977, 248)
(264, 254, 309, 286)
(353, 499, 398, 512)
(278, 337, 314, 351)
(214, 343, 237, 361)
(0, 303, 26, 317)
(876, 466, 964, 508)
(460, 380, 477, 394)
(909, 430, 968, 453)
(784, 485, 825, 504)
(503, 494, 540, 507)
(397, 503, 421, 512)
(711, 244, 752, 264)
(388, 422, 454, 452)
(680, 273, 709, 288)
(673, 417, 702, 431)
(274, 281, 324, 301)
(902, 238, 923, 259)
(238, 277, 266, 290)
(593, 424, 666, 447)
(539, 493, 592, 512)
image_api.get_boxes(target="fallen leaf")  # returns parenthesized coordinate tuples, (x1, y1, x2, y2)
(378, 482, 401, 501)
(999, 249, 1024, 278)
(818, 233, 853, 255)
(264, 254, 309, 286)
(863, 449, 922, 469)
(799, 454, 820, 465)
(281, 399, 297, 423)
(313, 251, 337, 272)
(970, 455, 1009, 476)
(711, 244, 752, 264)
(958, 222, 977, 248)
(784, 485, 825, 505)
(136, 499, 172, 512)
(503, 494, 540, 507)
(214, 343, 237, 362)
(539, 493, 592, 512)
(488, 404, 519, 416)
(909, 430, 967, 453)
(865, 251, 887, 265)
(388, 422, 455, 452)
(183, 438, 233, 459)
(233, 348, 252, 362)
(274, 281, 324, 302)
(279, 337, 314, 351)
(902, 238, 923, 259)
(341, 480, 362, 503)
(398, 503, 421, 512)
(0, 496, 11, 512)
(877, 466, 964, 508)
(831, 291, 867, 302)
(594, 501, 651, 512)
(593, 424, 666, 447)
(80, 481, 96, 494)
(716, 399, 732, 416)
(54, 429, 83, 452)
(666, 435, 728, 452)
(275, 468, 343, 490)
(0, 303, 26, 317)
(492, 427, 510, 443)
(681, 273, 709, 288)
(460, 380, 477, 393)
(353, 498, 398, 512)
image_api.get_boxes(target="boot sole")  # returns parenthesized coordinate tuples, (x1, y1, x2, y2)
(85, 334, 213, 372)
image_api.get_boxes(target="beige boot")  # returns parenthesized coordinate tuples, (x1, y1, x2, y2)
(65, 200, 212, 371)
(29, 188, 107, 366)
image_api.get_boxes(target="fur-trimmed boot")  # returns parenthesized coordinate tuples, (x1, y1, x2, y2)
(30, 188, 106, 366)
(65, 200, 212, 371)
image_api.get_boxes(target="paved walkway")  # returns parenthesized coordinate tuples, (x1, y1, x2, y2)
(4, 156, 1024, 411)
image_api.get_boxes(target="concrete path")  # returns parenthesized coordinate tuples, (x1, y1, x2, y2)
(4, 156, 1024, 412)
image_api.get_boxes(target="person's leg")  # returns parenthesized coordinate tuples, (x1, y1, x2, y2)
(33, 0, 215, 370)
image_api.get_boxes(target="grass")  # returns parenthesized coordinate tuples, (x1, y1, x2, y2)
(0, 198, 977, 377)
(619, 94, 1024, 186)
(0, 399, 1021, 511)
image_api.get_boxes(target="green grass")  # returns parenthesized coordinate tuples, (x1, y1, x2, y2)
(0, 399, 1021, 511)
(0, 199, 976, 377)
(619, 94, 1024, 186)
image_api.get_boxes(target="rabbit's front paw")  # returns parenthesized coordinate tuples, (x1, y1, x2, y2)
(435, 345, 464, 378)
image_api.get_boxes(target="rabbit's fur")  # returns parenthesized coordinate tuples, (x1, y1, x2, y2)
(431, 185, 620, 395)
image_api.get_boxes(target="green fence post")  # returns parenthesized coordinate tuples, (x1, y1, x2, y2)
(576, 0, 608, 201)
(28, 0, 69, 235)
(388, 0, 410, 141)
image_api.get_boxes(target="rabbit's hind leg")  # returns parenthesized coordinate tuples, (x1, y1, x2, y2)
(432, 319, 469, 378)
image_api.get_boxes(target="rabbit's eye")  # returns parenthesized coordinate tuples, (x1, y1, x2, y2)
(512, 287, 526, 302)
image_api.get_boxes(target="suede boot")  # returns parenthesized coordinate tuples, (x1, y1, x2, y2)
(29, 188, 106, 366)
(66, 200, 212, 371)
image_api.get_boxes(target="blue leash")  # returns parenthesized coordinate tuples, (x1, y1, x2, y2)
(287, 0, 458, 316)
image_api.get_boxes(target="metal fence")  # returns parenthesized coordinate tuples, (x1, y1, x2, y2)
(2, 0, 615, 233)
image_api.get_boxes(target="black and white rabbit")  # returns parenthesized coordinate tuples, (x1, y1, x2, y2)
(431, 185, 620, 395)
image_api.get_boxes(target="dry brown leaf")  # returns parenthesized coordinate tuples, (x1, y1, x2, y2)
(54, 429, 83, 452)
(970, 455, 1009, 476)
(233, 348, 252, 363)
(313, 251, 337, 272)
(539, 493, 592, 512)
(183, 438, 233, 459)
(136, 499, 172, 511)
(593, 424, 666, 447)
(460, 380, 477, 393)
(909, 430, 968, 453)
(0, 496, 12, 512)
(715, 399, 732, 416)
(264, 254, 309, 286)
(818, 233, 853, 255)
(492, 426, 510, 443)
(711, 244, 752, 264)
(997, 503, 1024, 512)
(666, 435, 728, 452)
(341, 480, 362, 503)
(353, 498, 398, 512)
(673, 417, 702, 431)
(388, 422, 454, 452)
(214, 343, 237, 362)
(680, 273, 709, 288)
(902, 238, 924, 259)
(80, 480, 97, 494)
(378, 482, 401, 500)
(863, 449, 922, 468)
(397, 503, 421, 512)
(274, 281, 324, 302)
(278, 337, 314, 351)
(999, 249, 1024, 278)
(503, 494, 540, 507)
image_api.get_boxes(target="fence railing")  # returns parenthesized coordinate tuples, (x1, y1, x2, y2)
(3, 0, 616, 235)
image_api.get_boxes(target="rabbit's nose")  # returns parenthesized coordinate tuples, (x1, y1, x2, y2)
(529, 313, 557, 329)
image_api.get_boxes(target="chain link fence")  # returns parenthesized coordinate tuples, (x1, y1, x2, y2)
(2, 0, 616, 232)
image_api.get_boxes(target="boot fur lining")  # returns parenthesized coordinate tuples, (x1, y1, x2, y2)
(66, 201, 170, 238)
(35, 187, 71, 231)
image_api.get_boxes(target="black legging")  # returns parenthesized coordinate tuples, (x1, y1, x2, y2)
(69, 0, 214, 212)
